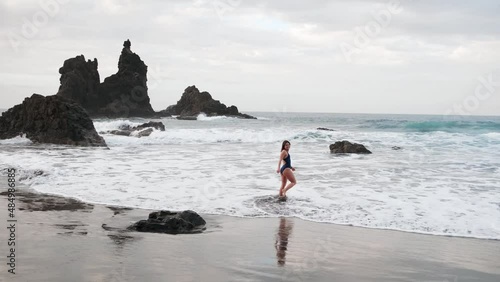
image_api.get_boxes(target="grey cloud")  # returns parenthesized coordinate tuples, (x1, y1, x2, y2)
(0, 0, 499, 115)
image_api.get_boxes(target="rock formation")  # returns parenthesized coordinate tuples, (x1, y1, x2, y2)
(329, 141, 372, 154)
(128, 121, 165, 131)
(56, 40, 157, 118)
(99, 39, 155, 117)
(128, 210, 206, 234)
(56, 55, 100, 111)
(165, 85, 256, 119)
(0, 94, 107, 146)
(101, 121, 165, 137)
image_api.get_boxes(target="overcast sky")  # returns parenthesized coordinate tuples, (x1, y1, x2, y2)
(1, 0, 500, 115)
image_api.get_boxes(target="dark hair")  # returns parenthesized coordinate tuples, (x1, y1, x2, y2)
(281, 140, 290, 151)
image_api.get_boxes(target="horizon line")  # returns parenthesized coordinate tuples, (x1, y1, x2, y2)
(1, 107, 499, 118)
(239, 110, 500, 118)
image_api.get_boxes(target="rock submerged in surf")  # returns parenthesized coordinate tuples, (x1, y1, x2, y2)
(176, 115, 198, 120)
(101, 121, 165, 137)
(131, 121, 165, 131)
(330, 140, 372, 154)
(317, 127, 335, 131)
(128, 210, 206, 234)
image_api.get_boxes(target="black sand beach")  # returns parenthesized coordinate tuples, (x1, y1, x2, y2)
(1, 179, 499, 282)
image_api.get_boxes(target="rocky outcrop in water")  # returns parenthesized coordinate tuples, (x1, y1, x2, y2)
(128, 210, 206, 234)
(131, 121, 165, 131)
(56, 55, 100, 111)
(329, 141, 372, 154)
(56, 40, 157, 118)
(0, 94, 107, 146)
(99, 39, 155, 117)
(100, 121, 165, 137)
(165, 86, 256, 119)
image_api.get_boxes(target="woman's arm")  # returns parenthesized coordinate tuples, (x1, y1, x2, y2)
(276, 150, 286, 173)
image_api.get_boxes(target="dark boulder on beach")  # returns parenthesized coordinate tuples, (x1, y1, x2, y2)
(330, 141, 372, 154)
(164, 85, 256, 119)
(0, 94, 107, 147)
(128, 210, 206, 234)
(56, 39, 157, 118)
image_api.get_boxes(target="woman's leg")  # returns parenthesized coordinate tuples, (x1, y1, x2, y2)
(279, 173, 287, 196)
(282, 169, 296, 196)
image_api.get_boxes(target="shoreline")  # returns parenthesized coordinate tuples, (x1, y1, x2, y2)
(1, 180, 499, 281)
(16, 181, 500, 242)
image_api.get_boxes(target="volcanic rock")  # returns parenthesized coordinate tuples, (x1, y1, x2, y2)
(317, 127, 335, 131)
(133, 121, 165, 131)
(56, 40, 156, 118)
(0, 94, 107, 146)
(329, 140, 372, 154)
(165, 85, 256, 119)
(102, 121, 165, 137)
(137, 128, 153, 137)
(56, 55, 100, 111)
(128, 210, 206, 234)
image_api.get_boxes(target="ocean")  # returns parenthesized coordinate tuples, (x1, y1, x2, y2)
(1, 112, 499, 240)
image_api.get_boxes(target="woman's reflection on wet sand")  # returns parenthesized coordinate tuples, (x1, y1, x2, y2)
(275, 217, 294, 266)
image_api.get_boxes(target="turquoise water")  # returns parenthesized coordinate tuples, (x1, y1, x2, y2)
(251, 112, 500, 133)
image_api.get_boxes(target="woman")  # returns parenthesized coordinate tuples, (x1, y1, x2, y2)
(276, 140, 296, 198)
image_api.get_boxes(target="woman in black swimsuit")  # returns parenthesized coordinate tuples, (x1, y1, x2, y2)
(276, 140, 296, 198)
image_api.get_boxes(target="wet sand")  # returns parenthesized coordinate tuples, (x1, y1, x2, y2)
(0, 184, 499, 282)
